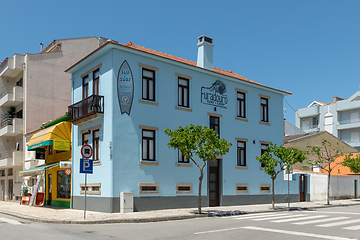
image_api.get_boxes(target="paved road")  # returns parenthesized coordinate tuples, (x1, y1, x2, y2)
(1, 205, 360, 239)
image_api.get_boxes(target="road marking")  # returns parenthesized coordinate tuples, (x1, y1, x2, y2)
(195, 227, 244, 235)
(272, 215, 327, 223)
(343, 224, 360, 230)
(293, 216, 350, 225)
(252, 214, 307, 221)
(0, 217, 22, 225)
(241, 226, 356, 240)
(318, 211, 360, 215)
(318, 219, 360, 227)
(230, 213, 284, 219)
(233, 213, 289, 220)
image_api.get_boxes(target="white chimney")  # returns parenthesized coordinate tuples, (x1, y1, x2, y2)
(197, 35, 214, 70)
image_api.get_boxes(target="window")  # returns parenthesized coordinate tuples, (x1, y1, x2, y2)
(82, 133, 89, 145)
(260, 184, 271, 193)
(210, 116, 220, 137)
(178, 149, 189, 163)
(139, 183, 159, 194)
(82, 75, 89, 100)
(15, 109, 22, 119)
(178, 78, 189, 108)
(236, 184, 249, 193)
(35, 150, 45, 159)
(142, 130, 155, 161)
(57, 170, 71, 199)
(176, 183, 193, 194)
(93, 129, 100, 161)
(142, 69, 155, 101)
(260, 97, 269, 122)
(237, 141, 246, 166)
(8, 168, 13, 176)
(237, 92, 246, 118)
(80, 183, 101, 195)
(260, 143, 269, 168)
(0, 169, 5, 176)
(16, 78, 23, 87)
(93, 69, 100, 95)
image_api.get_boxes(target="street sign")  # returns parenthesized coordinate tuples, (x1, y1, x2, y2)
(81, 144, 93, 159)
(80, 159, 93, 174)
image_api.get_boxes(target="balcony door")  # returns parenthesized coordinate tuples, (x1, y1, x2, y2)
(1, 180, 4, 201)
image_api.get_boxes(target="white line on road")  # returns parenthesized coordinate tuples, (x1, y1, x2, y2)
(317, 219, 360, 227)
(233, 213, 289, 220)
(317, 211, 360, 215)
(343, 224, 360, 230)
(252, 214, 307, 221)
(194, 227, 244, 235)
(272, 215, 328, 223)
(241, 226, 356, 240)
(0, 217, 22, 225)
(293, 216, 350, 225)
(227, 212, 285, 219)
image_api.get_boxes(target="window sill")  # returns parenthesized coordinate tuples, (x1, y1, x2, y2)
(80, 191, 101, 195)
(139, 161, 159, 166)
(175, 106, 192, 112)
(139, 191, 159, 194)
(235, 117, 248, 122)
(259, 121, 270, 126)
(139, 99, 159, 106)
(175, 163, 193, 167)
(94, 161, 101, 166)
(176, 191, 193, 194)
(236, 166, 248, 170)
(259, 168, 265, 171)
(236, 190, 249, 194)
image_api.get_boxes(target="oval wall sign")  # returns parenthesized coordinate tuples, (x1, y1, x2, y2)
(117, 60, 134, 115)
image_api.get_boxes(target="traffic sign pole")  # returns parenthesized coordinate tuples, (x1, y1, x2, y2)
(84, 173, 87, 220)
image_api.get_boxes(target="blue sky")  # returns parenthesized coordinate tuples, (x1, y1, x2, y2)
(1, 0, 359, 125)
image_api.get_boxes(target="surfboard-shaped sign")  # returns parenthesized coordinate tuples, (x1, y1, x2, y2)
(117, 60, 134, 115)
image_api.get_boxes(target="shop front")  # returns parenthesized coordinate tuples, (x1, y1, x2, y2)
(24, 120, 72, 208)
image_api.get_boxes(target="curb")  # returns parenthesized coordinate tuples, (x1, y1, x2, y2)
(1, 201, 360, 224)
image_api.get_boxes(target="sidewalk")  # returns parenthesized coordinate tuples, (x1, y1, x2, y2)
(0, 199, 359, 224)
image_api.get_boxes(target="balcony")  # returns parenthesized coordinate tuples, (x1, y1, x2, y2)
(0, 117, 23, 137)
(0, 150, 23, 167)
(341, 138, 360, 148)
(0, 86, 23, 107)
(0, 54, 24, 78)
(68, 95, 104, 125)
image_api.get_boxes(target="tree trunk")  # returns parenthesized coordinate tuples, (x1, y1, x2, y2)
(198, 169, 204, 214)
(272, 178, 275, 210)
(327, 170, 331, 205)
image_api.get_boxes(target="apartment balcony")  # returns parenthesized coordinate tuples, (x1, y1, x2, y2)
(0, 86, 23, 107)
(68, 95, 104, 125)
(0, 54, 24, 78)
(337, 118, 360, 130)
(24, 159, 45, 170)
(0, 150, 23, 167)
(301, 124, 320, 132)
(341, 138, 360, 148)
(0, 117, 23, 137)
(296, 106, 320, 118)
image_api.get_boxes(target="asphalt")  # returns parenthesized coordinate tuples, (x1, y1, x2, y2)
(0, 199, 360, 224)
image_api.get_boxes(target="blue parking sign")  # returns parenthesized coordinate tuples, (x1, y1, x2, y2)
(80, 159, 93, 174)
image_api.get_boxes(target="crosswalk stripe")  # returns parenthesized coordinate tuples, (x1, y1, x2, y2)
(317, 219, 360, 227)
(293, 216, 350, 225)
(272, 215, 328, 223)
(234, 213, 289, 220)
(252, 214, 307, 221)
(0, 217, 22, 225)
(343, 224, 360, 230)
(318, 211, 360, 215)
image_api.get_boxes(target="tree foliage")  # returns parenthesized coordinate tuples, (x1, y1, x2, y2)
(165, 124, 232, 214)
(256, 143, 307, 209)
(307, 139, 344, 205)
(342, 153, 360, 174)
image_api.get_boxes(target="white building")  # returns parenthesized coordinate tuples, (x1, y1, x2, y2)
(295, 91, 360, 152)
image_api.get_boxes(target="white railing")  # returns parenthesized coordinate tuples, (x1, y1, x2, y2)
(339, 118, 360, 125)
(301, 124, 319, 130)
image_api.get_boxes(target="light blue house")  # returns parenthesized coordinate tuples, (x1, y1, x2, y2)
(296, 92, 360, 151)
(66, 36, 308, 212)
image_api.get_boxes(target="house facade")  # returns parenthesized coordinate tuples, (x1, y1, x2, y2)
(66, 36, 308, 213)
(0, 37, 108, 202)
(295, 92, 360, 152)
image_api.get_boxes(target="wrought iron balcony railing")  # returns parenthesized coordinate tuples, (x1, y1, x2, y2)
(68, 95, 104, 122)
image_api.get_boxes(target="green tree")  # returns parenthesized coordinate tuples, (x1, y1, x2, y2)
(256, 143, 307, 209)
(307, 139, 344, 205)
(342, 153, 360, 174)
(164, 124, 232, 214)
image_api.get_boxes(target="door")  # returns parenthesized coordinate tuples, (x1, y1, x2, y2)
(8, 179, 13, 201)
(355, 180, 358, 199)
(208, 160, 220, 207)
(48, 174, 52, 205)
(299, 174, 306, 202)
(1, 180, 4, 201)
